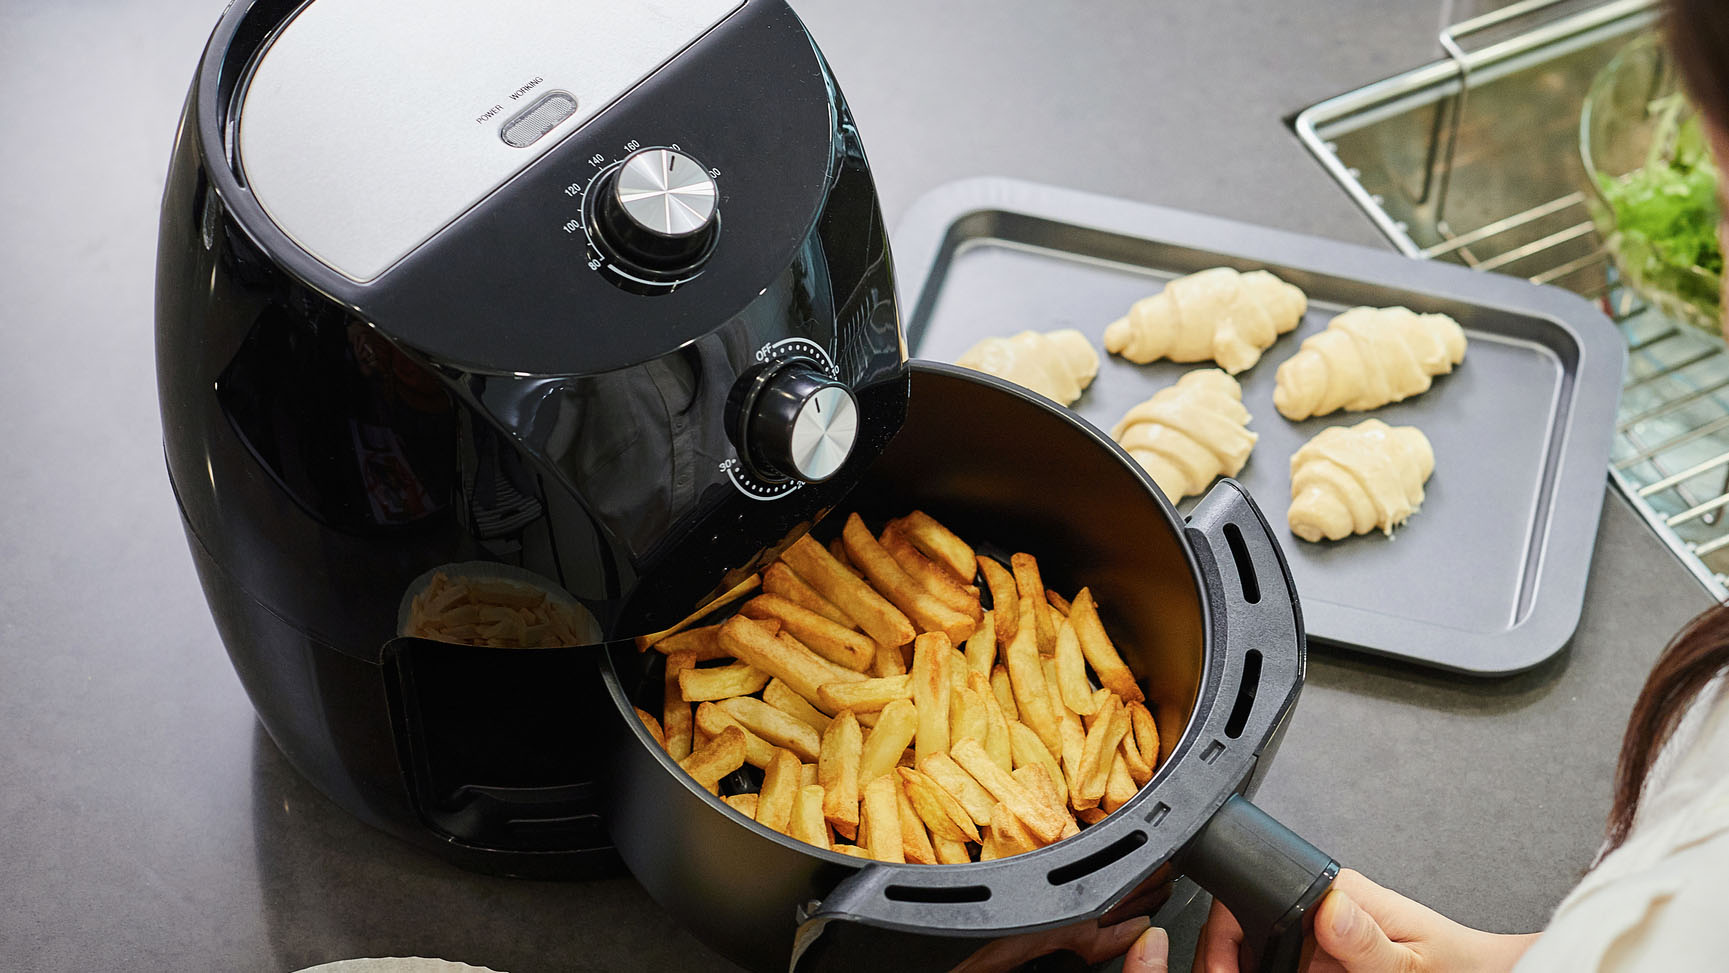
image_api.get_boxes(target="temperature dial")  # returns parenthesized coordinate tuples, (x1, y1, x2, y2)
(736, 362, 859, 484)
(587, 147, 719, 280)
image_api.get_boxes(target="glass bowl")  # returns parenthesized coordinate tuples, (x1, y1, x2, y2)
(1580, 33, 1723, 334)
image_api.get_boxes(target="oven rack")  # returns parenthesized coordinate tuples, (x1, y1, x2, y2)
(1295, 0, 1729, 597)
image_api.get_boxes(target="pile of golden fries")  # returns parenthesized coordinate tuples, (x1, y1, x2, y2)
(634, 511, 1160, 863)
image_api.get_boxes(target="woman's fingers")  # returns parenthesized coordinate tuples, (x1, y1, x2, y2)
(1196, 898, 1245, 973)
(1314, 888, 1415, 973)
(1122, 926, 1170, 973)
(1072, 915, 1153, 965)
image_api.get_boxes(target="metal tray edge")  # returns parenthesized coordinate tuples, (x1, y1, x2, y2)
(891, 177, 1626, 677)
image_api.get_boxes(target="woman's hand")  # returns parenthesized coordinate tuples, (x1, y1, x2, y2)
(1192, 869, 1538, 973)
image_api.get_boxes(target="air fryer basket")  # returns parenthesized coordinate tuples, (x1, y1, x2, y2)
(600, 363, 1335, 972)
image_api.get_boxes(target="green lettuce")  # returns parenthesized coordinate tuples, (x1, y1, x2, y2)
(1596, 100, 1723, 305)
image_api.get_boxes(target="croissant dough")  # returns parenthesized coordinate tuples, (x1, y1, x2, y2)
(1110, 369, 1256, 503)
(955, 329, 1100, 406)
(1273, 306, 1466, 421)
(1103, 267, 1307, 374)
(1288, 419, 1434, 543)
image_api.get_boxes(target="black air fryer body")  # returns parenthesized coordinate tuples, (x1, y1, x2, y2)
(157, 0, 907, 875)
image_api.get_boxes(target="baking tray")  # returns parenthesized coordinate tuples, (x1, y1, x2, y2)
(892, 178, 1625, 675)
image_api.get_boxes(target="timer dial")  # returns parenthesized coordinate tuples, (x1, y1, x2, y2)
(735, 362, 859, 484)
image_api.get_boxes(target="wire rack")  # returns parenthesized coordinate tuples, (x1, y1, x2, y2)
(1296, 0, 1729, 597)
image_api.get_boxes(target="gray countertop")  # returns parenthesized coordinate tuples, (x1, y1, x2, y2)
(0, 1, 1713, 970)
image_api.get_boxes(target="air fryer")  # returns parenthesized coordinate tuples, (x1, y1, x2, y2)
(157, 0, 906, 875)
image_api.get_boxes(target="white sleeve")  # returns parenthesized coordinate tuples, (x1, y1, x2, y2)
(1513, 790, 1729, 971)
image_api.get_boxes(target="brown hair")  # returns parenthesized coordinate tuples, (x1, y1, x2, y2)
(1664, 0, 1729, 138)
(1607, 2, 1729, 853)
(1605, 603, 1729, 852)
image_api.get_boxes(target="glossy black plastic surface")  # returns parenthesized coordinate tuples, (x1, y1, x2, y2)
(156, 0, 905, 873)
(600, 365, 1319, 972)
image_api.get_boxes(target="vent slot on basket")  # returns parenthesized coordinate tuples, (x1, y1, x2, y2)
(1224, 650, 1263, 740)
(1046, 830, 1148, 886)
(884, 884, 992, 904)
(1222, 523, 1261, 605)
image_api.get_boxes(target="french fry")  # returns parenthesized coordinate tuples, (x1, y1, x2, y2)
(827, 536, 857, 574)
(801, 762, 819, 788)
(1046, 589, 1073, 618)
(1074, 696, 1129, 807)
(1057, 700, 1088, 805)
(1102, 751, 1136, 814)
(679, 726, 746, 795)
(1120, 719, 1153, 787)
(635, 573, 761, 651)
(818, 674, 911, 715)
(979, 826, 1002, 861)
(887, 511, 978, 584)
(1041, 654, 1087, 805)
(782, 534, 915, 649)
(870, 638, 907, 677)
(789, 783, 832, 850)
(977, 557, 1020, 649)
(693, 724, 711, 752)
(648, 624, 733, 662)
(843, 514, 975, 643)
(741, 593, 875, 671)
(832, 843, 871, 859)
(765, 678, 831, 735)
(723, 793, 759, 817)
(1128, 700, 1162, 766)
(1008, 720, 1068, 809)
(897, 767, 980, 843)
(695, 702, 777, 769)
(859, 699, 919, 786)
(894, 776, 938, 864)
(860, 773, 904, 863)
(716, 696, 823, 763)
(950, 686, 988, 748)
(662, 651, 697, 760)
(763, 561, 856, 628)
(964, 610, 997, 675)
(1005, 596, 1061, 756)
(1069, 588, 1145, 703)
(882, 528, 982, 620)
(990, 664, 1019, 721)
(1010, 554, 1057, 656)
(635, 707, 667, 749)
(948, 648, 970, 696)
(988, 801, 1042, 856)
(974, 670, 1014, 774)
(1077, 807, 1109, 826)
(718, 614, 863, 712)
(911, 633, 953, 765)
(1082, 687, 1112, 729)
(819, 711, 863, 840)
(1012, 764, 1078, 840)
(919, 752, 996, 827)
(679, 661, 771, 702)
(933, 836, 972, 865)
(952, 739, 1066, 845)
(756, 748, 802, 833)
(1054, 615, 1100, 716)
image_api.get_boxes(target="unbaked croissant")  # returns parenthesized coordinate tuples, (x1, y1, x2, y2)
(1103, 267, 1307, 374)
(1288, 419, 1434, 543)
(1273, 306, 1466, 421)
(1110, 369, 1256, 503)
(955, 329, 1100, 406)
